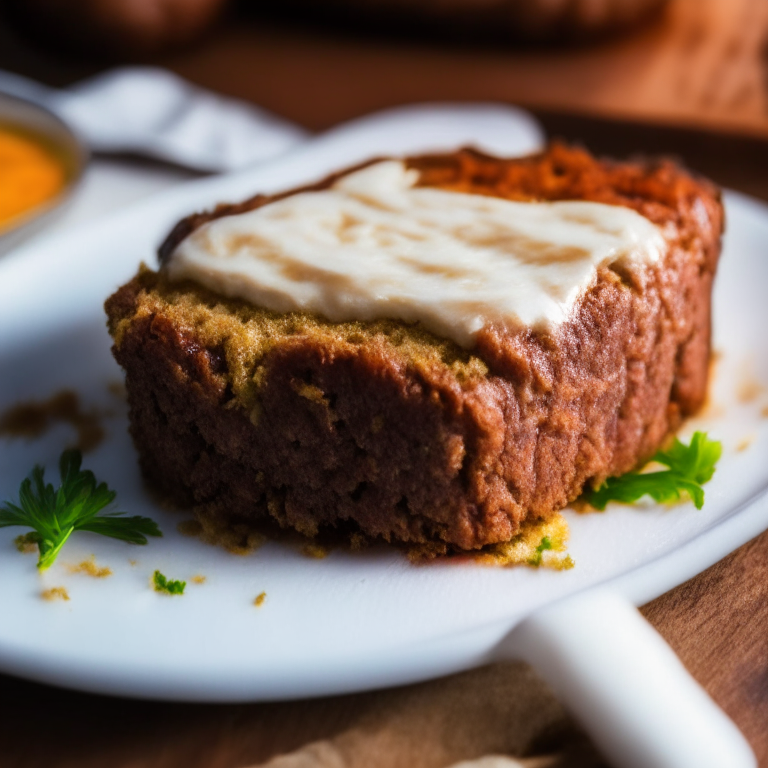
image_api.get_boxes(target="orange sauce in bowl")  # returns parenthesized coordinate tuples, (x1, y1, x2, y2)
(0, 126, 67, 231)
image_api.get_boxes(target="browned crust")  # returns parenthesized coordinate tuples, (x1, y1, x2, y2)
(107, 144, 723, 551)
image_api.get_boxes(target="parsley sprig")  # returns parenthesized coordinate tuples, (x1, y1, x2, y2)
(586, 431, 721, 511)
(153, 570, 185, 595)
(0, 449, 161, 570)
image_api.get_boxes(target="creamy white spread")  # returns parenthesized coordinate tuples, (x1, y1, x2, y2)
(167, 160, 667, 347)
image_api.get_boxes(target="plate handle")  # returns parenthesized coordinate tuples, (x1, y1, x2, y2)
(499, 589, 755, 768)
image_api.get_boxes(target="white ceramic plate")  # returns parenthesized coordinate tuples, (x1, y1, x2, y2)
(0, 106, 766, 733)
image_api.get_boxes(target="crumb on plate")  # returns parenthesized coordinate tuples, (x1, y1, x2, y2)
(475, 513, 574, 570)
(14, 532, 38, 554)
(301, 542, 329, 559)
(0, 389, 106, 453)
(41, 586, 70, 601)
(67, 555, 112, 578)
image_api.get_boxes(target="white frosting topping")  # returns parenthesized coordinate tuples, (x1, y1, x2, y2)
(166, 160, 667, 347)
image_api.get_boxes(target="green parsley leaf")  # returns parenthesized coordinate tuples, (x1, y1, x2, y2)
(654, 431, 722, 484)
(0, 449, 162, 570)
(528, 536, 553, 567)
(586, 431, 721, 511)
(153, 570, 186, 595)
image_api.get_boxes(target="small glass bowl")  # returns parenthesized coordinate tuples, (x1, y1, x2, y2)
(0, 91, 89, 256)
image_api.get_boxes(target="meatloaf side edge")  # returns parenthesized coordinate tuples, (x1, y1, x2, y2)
(105, 145, 723, 551)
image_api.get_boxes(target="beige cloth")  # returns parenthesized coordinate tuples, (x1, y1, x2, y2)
(250, 663, 607, 768)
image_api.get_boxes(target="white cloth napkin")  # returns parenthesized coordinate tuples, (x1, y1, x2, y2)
(0, 67, 309, 172)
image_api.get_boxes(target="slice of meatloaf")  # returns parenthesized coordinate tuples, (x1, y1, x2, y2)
(105, 144, 723, 551)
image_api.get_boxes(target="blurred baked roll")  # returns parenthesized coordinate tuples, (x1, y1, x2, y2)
(3, 0, 229, 56)
(296, 0, 668, 41)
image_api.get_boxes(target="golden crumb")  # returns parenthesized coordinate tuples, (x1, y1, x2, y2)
(552, 554, 576, 571)
(761, 406, 768, 418)
(736, 435, 756, 453)
(568, 496, 596, 515)
(291, 380, 330, 406)
(191, 575, 207, 584)
(407, 541, 449, 562)
(67, 555, 112, 578)
(474, 513, 574, 570)
(14, 533, 38, 554)
(41, 587, 70, 601)
(129, 559, 138, 566)
(301, 542, 329, 559)
(220, 529, 266, 556)
(179, 512, 266, 555)
(253, 591, 267, 607)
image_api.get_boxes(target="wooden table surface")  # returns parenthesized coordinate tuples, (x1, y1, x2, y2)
(1, 2, 768, 765)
